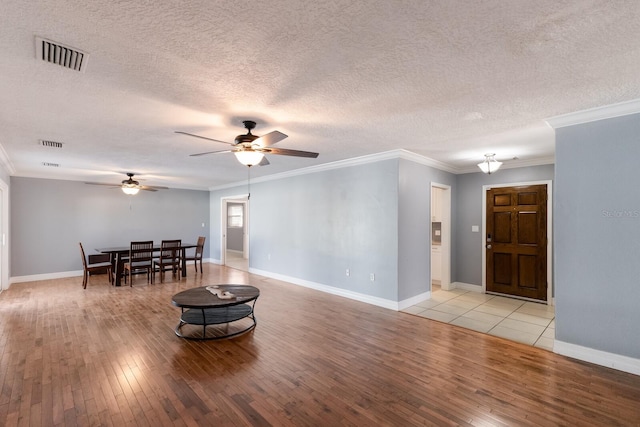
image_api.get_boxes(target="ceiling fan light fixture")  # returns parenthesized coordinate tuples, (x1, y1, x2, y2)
(478, 153, 502, 174)
(121, 173, 141, 194)
(121, 185, 140, 195)
(234, 149, 264, 166)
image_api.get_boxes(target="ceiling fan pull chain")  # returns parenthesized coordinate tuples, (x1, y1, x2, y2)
(247, 166, 251, 200)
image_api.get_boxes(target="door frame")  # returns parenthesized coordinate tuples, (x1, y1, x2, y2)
(220, 194, 249, 266)
(481, 180, 553, 304)
(431, 182, 452, 290)
(0, 179, 7, 290)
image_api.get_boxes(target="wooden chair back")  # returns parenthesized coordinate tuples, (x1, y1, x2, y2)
(129, 240, 154, 263)
(79, 242, 113, 288)
(160, 239, 182, 260)
(129, 240, 153, 262)
(195, 236, 205, 257)
(125, 241, 154, 286)
(185, 236, 206, 274)
(155, 239, 182, 282)
(79, 242, 89, 269)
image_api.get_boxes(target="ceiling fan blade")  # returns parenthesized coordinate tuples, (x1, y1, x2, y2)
(258, 157, 270, 166)
(84, 182, 120, 187)
(264, 147, 319, 158)
(189, 149, 233, 157)
(175, 131, 233, 145)
(86, 182, 168, 191)
(139, 185, 169, 191)
(255, 131, 287, 147)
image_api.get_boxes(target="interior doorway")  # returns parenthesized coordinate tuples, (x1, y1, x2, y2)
(220, 195, 249, 272)
(0, 181, 7, 291)
(483, 181, 553, 303)
(430, 183, 451, 291)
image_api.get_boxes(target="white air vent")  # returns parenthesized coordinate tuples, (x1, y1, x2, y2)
(42, 162, 60, 167)
(35, 36, 88, 72)
(39, 139, 63, 148)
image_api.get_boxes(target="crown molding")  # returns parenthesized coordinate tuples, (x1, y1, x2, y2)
(396, 150, 460, 173)
(0, 144, 16, 176)
(210, 149, 453, 191)
(209, 149, 555, 191)
(546, 98, 640, 129)
(209, 150, 410, 190)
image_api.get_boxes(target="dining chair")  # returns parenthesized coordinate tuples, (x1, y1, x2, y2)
(184, 236, 205, 274)
(79, 242, 113, 289)
(154, 239, 182, 283)
(124, 240, 154, 286)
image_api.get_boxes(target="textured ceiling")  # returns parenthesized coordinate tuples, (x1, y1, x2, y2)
(1, 0, 640, 190)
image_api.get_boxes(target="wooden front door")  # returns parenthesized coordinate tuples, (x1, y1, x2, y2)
(486, 184, 547, 301)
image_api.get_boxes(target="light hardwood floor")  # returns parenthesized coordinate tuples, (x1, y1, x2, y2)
(0, 264, 639, 426)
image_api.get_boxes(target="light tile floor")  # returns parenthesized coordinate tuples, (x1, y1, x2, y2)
(225, 251, 249, 271)
(402, 286, 555, 350)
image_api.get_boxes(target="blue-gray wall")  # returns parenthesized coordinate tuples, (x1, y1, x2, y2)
(555, 113, 640, 358)
(398, 159, 456, 299)
(211, 157, 461, 304)
(212, 160, 401, 300)
(10, 177, 210, 277)
(455, 164, 555, 287)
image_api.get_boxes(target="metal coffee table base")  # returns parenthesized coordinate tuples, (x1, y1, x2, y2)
(175, 303, 257, 340)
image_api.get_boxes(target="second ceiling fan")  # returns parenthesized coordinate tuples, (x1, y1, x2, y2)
(85, 173, 168, 195)
(177, 120, 319, 166)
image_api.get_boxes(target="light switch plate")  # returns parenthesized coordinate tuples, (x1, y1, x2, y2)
(472, 225, 479, 232)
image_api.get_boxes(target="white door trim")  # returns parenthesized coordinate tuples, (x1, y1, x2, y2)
(481, 180, 553, 305)
(431, 182, 452, 291)
(0, 179, 7, 290)
(220, 194, 248, 266)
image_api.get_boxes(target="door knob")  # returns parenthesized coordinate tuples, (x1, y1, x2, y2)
(486, 244, 492, 249)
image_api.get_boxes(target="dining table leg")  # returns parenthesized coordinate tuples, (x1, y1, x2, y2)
(108, 253, 117, 286)
(115, 253, 125, 286)
(181, 248, 187, 278)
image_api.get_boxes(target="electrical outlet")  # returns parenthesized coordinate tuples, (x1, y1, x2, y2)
(346, 269, 350, 277)
(370, 273, 375, 281)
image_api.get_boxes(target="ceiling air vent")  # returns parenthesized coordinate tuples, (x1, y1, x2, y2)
(35, 36, 88, 72)
(39, 139, 63, 148)
(42, 162, 60, 167)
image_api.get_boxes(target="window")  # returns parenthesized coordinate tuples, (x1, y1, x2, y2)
(228, 204, 243, 228)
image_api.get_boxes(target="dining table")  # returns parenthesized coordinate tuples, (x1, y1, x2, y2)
(97, 243, 197, 286)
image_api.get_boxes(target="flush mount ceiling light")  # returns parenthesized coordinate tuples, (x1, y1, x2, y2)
(477, 153, 502, 174)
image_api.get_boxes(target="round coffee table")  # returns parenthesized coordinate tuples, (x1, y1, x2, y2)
(171, 285, 259, 340)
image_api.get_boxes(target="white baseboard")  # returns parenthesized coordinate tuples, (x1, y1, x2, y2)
(10, 259, 217, 287)
(11, 270, 82, 285)
(450, 282, 482, 292)
(399, 291, 431, 310)
(249, 268, 400, 310)
(554, 340, 640, 377)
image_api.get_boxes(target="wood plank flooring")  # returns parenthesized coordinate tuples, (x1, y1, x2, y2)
(0, 264, 639, 426)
